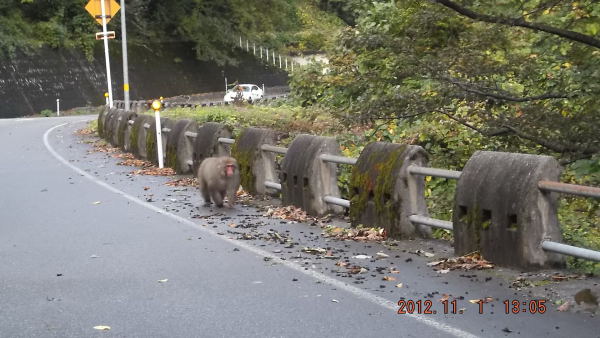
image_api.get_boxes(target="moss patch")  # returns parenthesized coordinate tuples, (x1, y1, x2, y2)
(458, 204, 483, 253)
(231, 141, 256, 194)
(349, 144, 406, 236)
(146, 125, 158, 164)
(97, 112, 104, 137)
(129, 119, 141, 156)
(165, 144, 178, 171)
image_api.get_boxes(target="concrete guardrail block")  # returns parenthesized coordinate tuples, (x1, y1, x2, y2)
(349, 142, 431, 239)
(102, 108, 119, 144)
(280, 134, 343, 216)
(174, 120, 198, 174)
(231, 127, 278, 196)
(163, 119, 191, 173)
(114, 110, 137, 148)
(129, 115, 153, 158)
(192, 122, 232, 175)
(145, 117, 170, 165)
(97, 107, 110, 137)
(109, 109, 125, 146)
(453, 151, 564, 268)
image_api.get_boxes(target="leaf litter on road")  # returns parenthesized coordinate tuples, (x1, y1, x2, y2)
(427, 252, 494, 271)
(323, 225, 386, 241)
(165, 177, 197, 187)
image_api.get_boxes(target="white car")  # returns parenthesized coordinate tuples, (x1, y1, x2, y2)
(224, 84, 263, 103)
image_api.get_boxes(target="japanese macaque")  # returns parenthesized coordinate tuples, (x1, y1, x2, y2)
(197, 156, 240, 208)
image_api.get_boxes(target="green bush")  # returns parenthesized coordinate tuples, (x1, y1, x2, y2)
(40, 109, 53, 117)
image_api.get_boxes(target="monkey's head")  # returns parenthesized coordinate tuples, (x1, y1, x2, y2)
(223, 158, 238, 177)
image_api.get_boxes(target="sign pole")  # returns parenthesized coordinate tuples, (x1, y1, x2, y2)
(151, 100, 164, 169)
(100, 0, 113, 108)
(120, 0, 130, 111)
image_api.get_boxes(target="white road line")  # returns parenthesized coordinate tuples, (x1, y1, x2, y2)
(44, 122, 479, 338)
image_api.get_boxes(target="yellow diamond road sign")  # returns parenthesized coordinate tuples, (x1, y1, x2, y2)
(85, 0, 120, 25)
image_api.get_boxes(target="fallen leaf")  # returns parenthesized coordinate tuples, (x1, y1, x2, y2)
(383, 276, 396, 281)
(93, 326, 111, 331)
(439, 294, 450, 302)
(557, 301, 571, 312)
(352, 254, 372, 259)
(390, 268, 400, 274)
(347, 266, 368, 274)
(228, 223, 238, 228)
(437, 269, 450, 274)
(143, 186, 150, 191)
(92, 201, 101, 205)
(376, 252, 389, 258)
(395, 283, 403, 288)
(468, 299, 480, 304)
(416, 250, 435, 258)
(158, 279, 168, 283)
(302, 247, 327, 254)
(331, 299, 339, 303)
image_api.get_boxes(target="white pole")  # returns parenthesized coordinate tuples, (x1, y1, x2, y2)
(253, 43, 255, 55)
(292, 61, 294, 72)
(260, 46, 262, 59)
(101, 0, 113, 108)
(120, 0, 130, 111)
(246, 39, 249, 52)
(279, 55, 282, 68)
(272, 50, 275, 65)
(285, 58, 288, 70)
(266, 48, 269, 62)
(239, 36, 242, 48)
(225, 77, 227, 92)
(155, 109, 164, 168)
(56, 99, 60, 116)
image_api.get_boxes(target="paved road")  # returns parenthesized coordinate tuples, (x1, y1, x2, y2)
(0, 116, 598, 337)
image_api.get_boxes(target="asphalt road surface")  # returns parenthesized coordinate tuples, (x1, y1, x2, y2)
(0, 116, 598, 337)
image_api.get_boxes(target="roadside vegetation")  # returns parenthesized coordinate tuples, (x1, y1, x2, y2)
(0, 0, 343, 62)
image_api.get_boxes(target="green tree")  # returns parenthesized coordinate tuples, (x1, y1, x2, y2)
(292, 0, 600, 161)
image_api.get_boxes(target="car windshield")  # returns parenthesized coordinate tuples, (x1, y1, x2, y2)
(232, 85, 251, 92)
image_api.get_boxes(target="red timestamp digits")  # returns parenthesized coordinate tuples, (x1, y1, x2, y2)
(503, 299, 547, 314)
(397, 299, 459, 314)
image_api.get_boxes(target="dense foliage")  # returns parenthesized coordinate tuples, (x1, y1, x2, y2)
(0, 0, 343, 62)
(291, 0, 600, 162)
(290, 0, 600, 272)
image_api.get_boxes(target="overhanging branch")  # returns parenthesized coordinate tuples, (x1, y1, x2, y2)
(441, 76, 574, 102)
(431, 0, 600, 49)
(441, 110, 599, 154)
